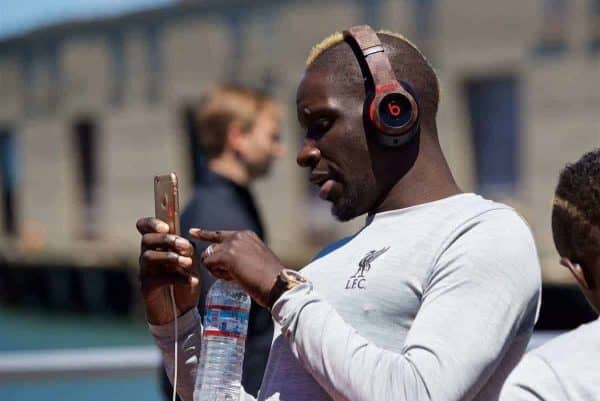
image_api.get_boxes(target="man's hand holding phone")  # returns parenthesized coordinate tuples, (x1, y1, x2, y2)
(136, 217, 200, 325)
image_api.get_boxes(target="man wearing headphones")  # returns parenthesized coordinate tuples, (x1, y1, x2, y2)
(136, 26, 541, 401)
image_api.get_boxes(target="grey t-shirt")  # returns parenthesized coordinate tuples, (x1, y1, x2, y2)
(150, 193, 541, 401)
(499, 317, 600, 401)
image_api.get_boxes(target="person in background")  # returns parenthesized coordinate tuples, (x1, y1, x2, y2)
(161, 83, 285, 399)
(500, 148, 600, 401)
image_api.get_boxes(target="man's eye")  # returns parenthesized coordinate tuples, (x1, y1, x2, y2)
(305, 117, 334, 140)
(313, 118, 333, 133)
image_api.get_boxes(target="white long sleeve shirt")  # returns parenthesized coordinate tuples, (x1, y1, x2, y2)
(499, 317, 600, 401)
(150, 193, 541, 401)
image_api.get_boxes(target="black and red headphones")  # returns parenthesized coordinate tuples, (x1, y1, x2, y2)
(343, 25, 420, 147)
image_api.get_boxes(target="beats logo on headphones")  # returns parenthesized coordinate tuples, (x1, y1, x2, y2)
(379, 93, 413, 129)
(387, 102, 401, 117)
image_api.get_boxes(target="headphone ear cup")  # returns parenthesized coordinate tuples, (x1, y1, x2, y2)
(368, 82, 420, 147)
(399, 81, 418, 99)
(368, 97, 378, 127)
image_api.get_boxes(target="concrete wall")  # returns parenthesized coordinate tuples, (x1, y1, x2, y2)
(0, 0, 598, 283)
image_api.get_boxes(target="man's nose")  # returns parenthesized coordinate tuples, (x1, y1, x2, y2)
(296, 139, 321, 168)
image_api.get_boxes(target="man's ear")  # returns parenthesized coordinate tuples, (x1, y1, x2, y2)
(226, 122, 245, 153)
(560, 257, 591, 290)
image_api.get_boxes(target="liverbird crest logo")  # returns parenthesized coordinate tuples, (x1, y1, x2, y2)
(345, 246, 390, 290)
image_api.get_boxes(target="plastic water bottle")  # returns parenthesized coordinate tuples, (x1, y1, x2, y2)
(194, 280, 251, 401)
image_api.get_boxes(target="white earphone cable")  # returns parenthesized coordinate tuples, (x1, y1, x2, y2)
(169, 285, 178, 401)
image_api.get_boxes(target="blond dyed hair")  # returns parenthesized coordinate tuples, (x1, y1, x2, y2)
(306, 30, 421, 67)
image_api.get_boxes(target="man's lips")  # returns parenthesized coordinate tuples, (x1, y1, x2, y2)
(309, 171, 338, 200)
(319, 179, 335, 200)
(309, 171, 330, 186)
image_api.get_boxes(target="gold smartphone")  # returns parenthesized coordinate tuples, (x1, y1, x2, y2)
(154, 172, 180, 235)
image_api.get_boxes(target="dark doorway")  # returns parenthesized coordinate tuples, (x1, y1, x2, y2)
(181, 104, 207, 186)
(0, 128, 18, 235)
(465, 75, 521, 195)
(72, 117, 100, 239)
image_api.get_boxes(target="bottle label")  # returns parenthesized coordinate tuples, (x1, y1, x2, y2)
(203, 304, 249, 339)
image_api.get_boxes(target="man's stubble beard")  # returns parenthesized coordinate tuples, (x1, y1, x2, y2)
(246, 157, 273, 181)
(330, 177, 368, 222)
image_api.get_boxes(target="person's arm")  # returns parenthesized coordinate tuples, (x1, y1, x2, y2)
(136, 217, 256, 401)
(149, 308, 258, 401)
(271, 212, 541, 401)
(499, 353, 568, 401)
(150, 308, 203, 401)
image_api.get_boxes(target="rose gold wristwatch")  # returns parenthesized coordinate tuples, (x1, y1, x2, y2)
(267, 269, 307, 309)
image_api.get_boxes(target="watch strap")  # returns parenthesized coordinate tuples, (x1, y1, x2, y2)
(267, 269, 306, 310)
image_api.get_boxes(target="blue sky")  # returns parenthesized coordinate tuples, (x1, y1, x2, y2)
(0, 0, 173, 39)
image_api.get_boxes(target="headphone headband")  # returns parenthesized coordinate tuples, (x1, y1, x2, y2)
(343, 25, 400, 93)
(342, 25, 420, 146)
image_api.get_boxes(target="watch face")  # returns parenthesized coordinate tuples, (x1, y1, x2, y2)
(282, 269, 306, 284)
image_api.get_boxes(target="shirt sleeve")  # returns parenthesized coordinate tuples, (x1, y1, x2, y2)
(499, 353, 568, 401)
(149, 308, 257, 401)
(271, 211, 541, 401)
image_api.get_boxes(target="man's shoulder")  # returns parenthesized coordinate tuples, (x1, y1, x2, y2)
(502, 321, 600, 401)
(448, 195, 534, 245)
(310, 236, 355, 262)
(528, 318, 600, 368)
(418, 194, 536, 260)
(450, 194, 522, 224)
(186, 183, 237, 203)
(500, 350, 567, 401)
(397, 193, 528, 238)
(182, 185, 243, 215)
(180, 185, 258, 232)
(432, 196, 541, 298)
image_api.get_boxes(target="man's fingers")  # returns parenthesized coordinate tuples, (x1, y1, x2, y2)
(199, 243, 221, 261)
(203, 266, 234, 281)
(141, 273, 197, 293)
(189, 228, 235, 243)
(140, 250, 194, 275)
(137, 217, 170, 235)
(201, 252, 233, 281)
(141, 233, 194, 257)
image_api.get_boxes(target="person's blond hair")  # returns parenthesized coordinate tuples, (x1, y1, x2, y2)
(305, 30, 417, 67)
(196, 84, 275, 159)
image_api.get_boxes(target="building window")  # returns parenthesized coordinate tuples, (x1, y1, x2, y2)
(407, 0, 437, 60)
(181, 104, 207, 186)
(47, 41, 61, 112)
(109, 32, 127, 106)
(227, 11, 244, 78)
(20, 48, 34, 116)
(535, 0, 569, 56)
(0, 128, 18, 235)
(72, 117, 100, 239)
(360, 0, 383, 27)
(589, 0, 600, 55)
(465, 76, 521, 195)
(412, 0, 436, 41)
(145, 26, 162, 104)
(255, 5, 279, 94)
